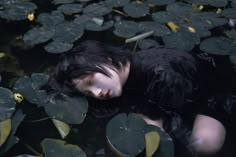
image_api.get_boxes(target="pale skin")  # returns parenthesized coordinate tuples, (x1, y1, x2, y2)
(72, 62, 226, 155)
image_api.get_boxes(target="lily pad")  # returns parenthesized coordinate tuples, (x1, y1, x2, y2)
(13, 155, 38, 157)
(52, 0, 75, 4)
(113, 20, 139, 38)
(152, 11, 181, 24)
(123, 1, 149, 18)
(52, 22, 84, 43)
(145, 131, 160, 157)
(23, 26, 55, 46)
(41, 138, 87, 157)
(222, 8, 236, 18)
(0, 109, 25, 155)
(85, 20, 113, 31)
(106, 113, 147, 157)
(83, 2, 112, 16)
(13, 73, 49, 106)
(74, 15, 91, 26)
(163, 30, 200, 51)
(105, 0, 130, 7)
(146, 125, 174, 157)
(138, 21, 171, 37)
(184, 0, 228, 7)
(0, 1, 37, 21)
(57, 4, 83, 15)
(44, 41, 74, 53)
(138, 39, 161, 49)
(0, 87, 16, 121)
(167, 2, 195, 16)
(44, 94, 88, 124)
(38, 11, 65, 27)
(230, 53, 236, 65)
(200, 37, 234, 55)
(147, 0, 175, 5)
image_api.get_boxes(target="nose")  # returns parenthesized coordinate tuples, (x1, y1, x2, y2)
(91, 87, 102, 97)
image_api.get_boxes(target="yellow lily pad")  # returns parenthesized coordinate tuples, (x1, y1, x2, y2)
(145, 131, 160, 157)
(167, 21, 180, 32)
(0, 119, 12, 147)
(52, 119, 71, 139)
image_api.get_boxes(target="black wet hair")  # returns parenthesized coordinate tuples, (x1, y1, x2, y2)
(43, 40, 132, 96)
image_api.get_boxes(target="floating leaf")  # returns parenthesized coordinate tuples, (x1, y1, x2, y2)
(123, 1, 149, 18)
(74, 15, 91, 26)
(41, 138, 87, 157)
(139, 21, 171, 36)
(138, 39, 161, 49)
(38, 11, 65, 27)
(52, 22, 84, 43)
(13, 155, 38, 157)
(44, 41, 73, 53)
(44, 95, 88, 124)
(57, 4, 82, 15)
(23, 26, 55, 46)
(146, 125, 174, 157)
(83, 2, 112, 16)
(222, 8, 236, 18)
(147, 0, 175, 5)
(85, 21, 113, 31)
(0, 87, 16, 121)
(152, 11, 181, 24)
(105, 0, 130, 7)
(106, 113, 147, 157)
(167, 2, 195, 16)
(0, 119, 11, 147)
(200, 37, 234, 55)
(52, 0, 75, 5)
(113, 20, 139, 38)
(13, 73, 49, 106)
(163, 30, 200, 51)
(145, 131, 160, 157)
(0, 1, 37, 21)
(52, 119, 71, 139)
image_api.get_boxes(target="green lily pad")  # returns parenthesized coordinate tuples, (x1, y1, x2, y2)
(222, 8, 236, 18)
(113, 20, 139, 38)
(0, 87, 16, 121)
(123, 1, 149, 18)
(138, 39, 161, 49)
(163, 30, 200, 51)
(83, 2, 112, 16)
(138, 21, 171, 37)
(167, 2, 195, 16)
(23, 26, 55, 46)
(0, 119, 11, 147)
(225, 29, 236, 40)
(105, 0, 130, 7)
(232, 1, 236, 7)
(152, 11, 181, 24)
(147, 0, 175, 5)
(13, 73, 49, 106)
(106, 113, 147, 157)
(38, 11, 65, 27)
(52, 119, 71, 139)
(57, 4, 82, 15)
(52, 0, 75, 4)
(13, 155, 38, 157)
(0, 1, 37, 21)
(184, 0, 228, 7)
(44, 95, 88, 124)
(0, 109, 25, 155)
(230, 53, 236, 65)
(41, 138, 87, 157)
(44, 41, 74, 53)
(74, 15, 91, 26)
(200, 37, 234, 55)
(52, 22, 84, 43)
(85, 20, 113, 31)
(146, 125, 174, 157)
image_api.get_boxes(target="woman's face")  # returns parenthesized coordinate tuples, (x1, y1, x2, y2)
(72, 66, 123, 99)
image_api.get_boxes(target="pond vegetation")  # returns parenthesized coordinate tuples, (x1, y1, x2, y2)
(0, 0, 236, 157)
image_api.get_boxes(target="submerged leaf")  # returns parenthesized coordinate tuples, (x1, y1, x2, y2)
(52, 119, 71, 139)
(0, 119, 11, 147)
(145, 131, 160, 157)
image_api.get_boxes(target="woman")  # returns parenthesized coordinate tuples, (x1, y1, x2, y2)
(44, 40, 235, 156)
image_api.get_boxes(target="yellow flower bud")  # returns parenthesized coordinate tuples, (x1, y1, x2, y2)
(14, 93, 24, 103)
(188, 26, 196, 33)
(27, 13, 35, 21)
